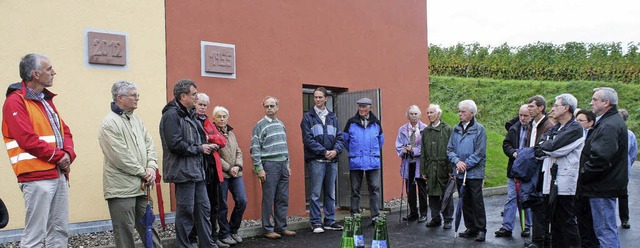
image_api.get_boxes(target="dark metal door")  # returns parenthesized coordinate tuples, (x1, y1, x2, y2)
(335, 89, 382, 209)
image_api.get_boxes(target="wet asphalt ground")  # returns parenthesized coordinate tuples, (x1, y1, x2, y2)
(238, 163, 640, 248)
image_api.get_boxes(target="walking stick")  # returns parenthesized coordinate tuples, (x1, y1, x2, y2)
(399, 178, 405, 223)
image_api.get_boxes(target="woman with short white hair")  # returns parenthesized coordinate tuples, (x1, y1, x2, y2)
(212, 106, 248, 246)
(395, 105, 428, 222)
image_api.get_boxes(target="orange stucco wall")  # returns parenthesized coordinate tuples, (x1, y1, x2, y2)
(165, 0, 429, 219)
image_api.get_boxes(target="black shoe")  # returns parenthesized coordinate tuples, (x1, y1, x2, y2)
(369, 217, 378, 226)
(521, 227, 531, 237)
(523, 241, 540, 248)
(443, 221, 452, 229)
(402, 214, 419, 221)
(622, 221, 631, 229)
(418, 215, 428, 223)
(425, 219, 441, 227)
(495, 227, 512, 237)
(475, 231, 486, 242)
(458, 229, 478, 238)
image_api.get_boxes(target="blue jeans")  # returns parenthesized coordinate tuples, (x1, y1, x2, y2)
(218, 176, 247, 239)
(501, 178, 532, 231)
(308, 160, 338, 225)
(590, 197, 620, 248)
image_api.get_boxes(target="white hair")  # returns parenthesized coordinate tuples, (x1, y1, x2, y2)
(555, 93, 578, 114)
(196, 93, 210, 104)
(428, 104, 442, 115)
(458, 100, 477, 114)
(405, 105, 421, 118)
(212, 106, 229, 117)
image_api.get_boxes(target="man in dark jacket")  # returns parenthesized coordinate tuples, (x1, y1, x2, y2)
(159, 79, 218, 248)
(525, 95, 555, 248)
(577, 87, 628, 248)
(344, 97, 384, 223)
(496, 104, 532, 238)
(301, 87, 345, 233)
(421, 104, 454, 229)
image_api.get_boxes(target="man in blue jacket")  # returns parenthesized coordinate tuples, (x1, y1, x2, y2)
(447, 99, 488, 242)
(344, 97, 384, 223)
(301, 87, 345, 234)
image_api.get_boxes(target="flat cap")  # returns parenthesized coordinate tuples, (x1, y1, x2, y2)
(356, 97, 372, 105)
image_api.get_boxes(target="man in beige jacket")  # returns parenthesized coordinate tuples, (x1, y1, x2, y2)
(98, 81, 162, 247)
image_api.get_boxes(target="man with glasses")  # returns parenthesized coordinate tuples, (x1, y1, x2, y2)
(536, 94, 583, 247)
(99, 81, 162, 247)
(250, 96, 296, 239)
(160, 79, 218, 247)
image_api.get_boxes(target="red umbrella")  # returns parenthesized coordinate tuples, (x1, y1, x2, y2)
(155, 170, 166, 230)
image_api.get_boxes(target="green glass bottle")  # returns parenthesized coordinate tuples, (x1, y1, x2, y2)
(341, 217, 355, 248)
(353, 214, 364, 248)
(381, 215, 390, 248)
(371, 218, 387, 248)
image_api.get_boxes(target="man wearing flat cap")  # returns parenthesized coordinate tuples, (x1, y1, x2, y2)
(343, 97, 384, 223)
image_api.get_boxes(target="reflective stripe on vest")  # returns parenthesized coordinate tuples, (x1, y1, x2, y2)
(2, 92, 60, 176)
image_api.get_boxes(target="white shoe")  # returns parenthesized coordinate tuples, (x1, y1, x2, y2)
(231, 233, 243, 243)
(312, 224, 325, 233)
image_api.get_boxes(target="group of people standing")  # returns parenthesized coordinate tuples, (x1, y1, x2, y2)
(3, 53, 636, 248)
(2, 54, 250, 248)
(396, 89, 636, 248)
(497, 91, 636, 248)
(396, 100, 489, 241)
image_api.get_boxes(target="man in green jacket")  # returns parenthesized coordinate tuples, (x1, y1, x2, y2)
(421, 104, 454, 229)
(99, 81, 162, 247)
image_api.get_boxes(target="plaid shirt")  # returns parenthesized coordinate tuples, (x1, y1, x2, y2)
(25, 87, 63, 149)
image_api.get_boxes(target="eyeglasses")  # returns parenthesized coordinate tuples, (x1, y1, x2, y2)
(122, 93, 140, 98)
(264, 104, 277, 109)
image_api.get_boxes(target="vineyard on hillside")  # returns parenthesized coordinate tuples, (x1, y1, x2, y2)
(428, 42, 640, 83)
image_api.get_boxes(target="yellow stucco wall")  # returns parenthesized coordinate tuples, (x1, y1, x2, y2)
(0, 1, 167, 229)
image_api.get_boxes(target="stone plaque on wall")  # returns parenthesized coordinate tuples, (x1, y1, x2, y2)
(87, 32, 126, 66)
(204, 45, 235, 74)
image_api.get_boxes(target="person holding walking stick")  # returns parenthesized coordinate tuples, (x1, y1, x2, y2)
(395, 105, 428, 223)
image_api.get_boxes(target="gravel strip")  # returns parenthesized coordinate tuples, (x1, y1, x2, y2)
(0, 216, 310, 247)
(0, 200, 408, 247)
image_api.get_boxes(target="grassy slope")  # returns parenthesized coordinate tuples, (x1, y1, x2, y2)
(431, 76, 640, 187)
